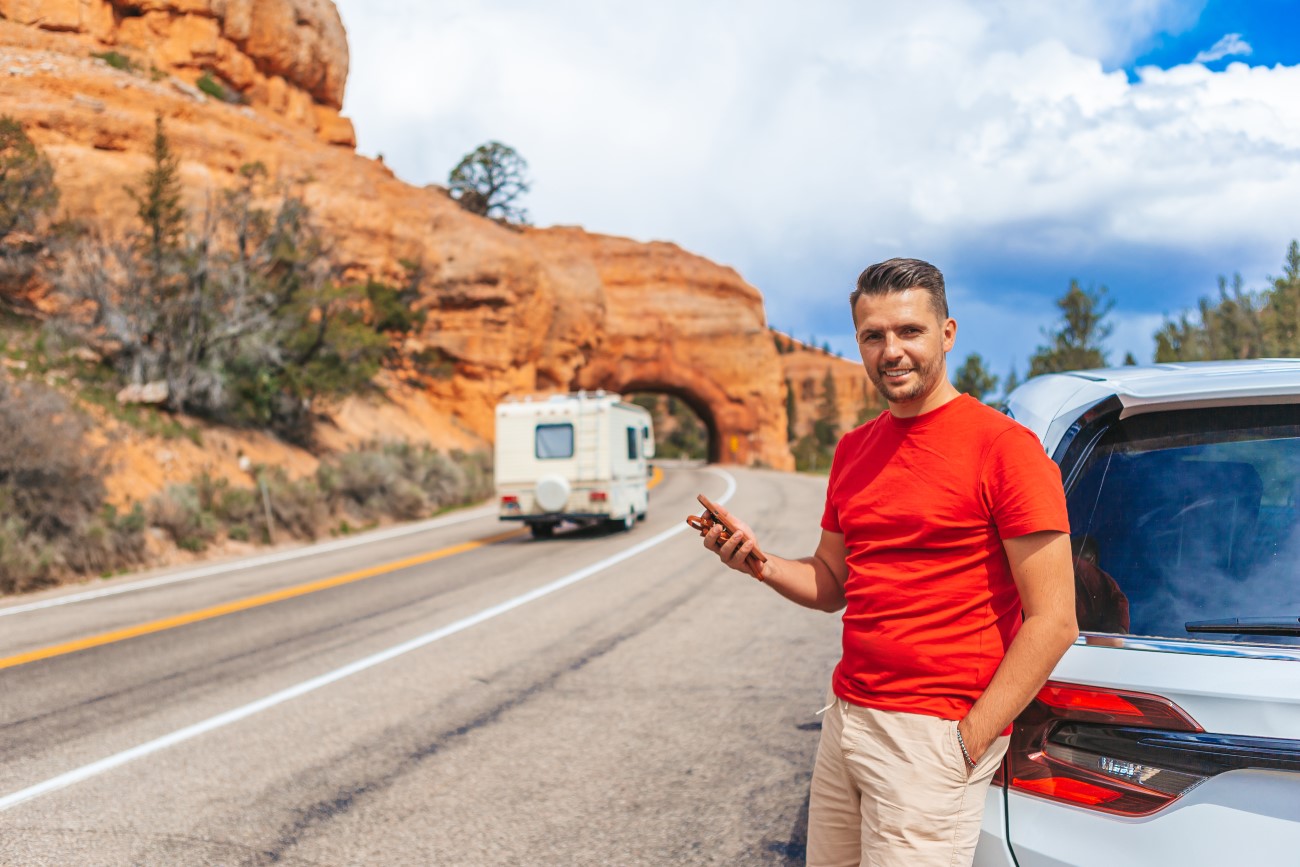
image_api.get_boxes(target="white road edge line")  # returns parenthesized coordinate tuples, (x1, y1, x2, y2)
(0, 505, 499, 618)
(0, 469, 736, 813)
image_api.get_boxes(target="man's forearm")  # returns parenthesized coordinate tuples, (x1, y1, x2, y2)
(759, 554, 846, 612)
(959, 614, 1078, 760)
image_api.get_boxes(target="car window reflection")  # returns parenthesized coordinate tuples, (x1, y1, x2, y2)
(1065, 408, 1300, 647)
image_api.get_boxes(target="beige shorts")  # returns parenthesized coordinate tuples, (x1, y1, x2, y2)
(806, 692, 1009, 867)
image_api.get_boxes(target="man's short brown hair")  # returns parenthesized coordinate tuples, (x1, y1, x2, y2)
(851, 258, 949, 319)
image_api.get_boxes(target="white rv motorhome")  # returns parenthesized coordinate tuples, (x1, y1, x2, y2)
(495, 392, 655, 537)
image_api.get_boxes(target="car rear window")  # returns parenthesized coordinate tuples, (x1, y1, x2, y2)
(1065, 404, 1300, 646)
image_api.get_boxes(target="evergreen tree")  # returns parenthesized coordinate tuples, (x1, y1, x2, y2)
(0, 115, 59, 243)
(953, 352, 999, 402)
(1155, 274, 1263, 362)
(56, 142, 390, 444)
(1004, 363, 1021, 397)
(1263, 241, 1300, 354)
(813, 369, 839, 447)
(0, 115, 59, 299)
(1152, 243, 1300, 361)
(1029, 281, 1112, 376)
(785, 378, 797, 442)
(129, 113, 185, 276)
(1123, 351, 1138, 366)
(448, 141, 531, 224)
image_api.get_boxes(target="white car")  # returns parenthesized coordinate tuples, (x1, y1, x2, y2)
(975, 360, 1300, 867)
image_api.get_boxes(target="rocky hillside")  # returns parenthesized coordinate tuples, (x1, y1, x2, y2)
(775, 334, 877, 442)
(0, 0, 813, 509)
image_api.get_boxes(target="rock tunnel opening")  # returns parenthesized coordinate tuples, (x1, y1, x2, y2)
(624, 388, 721, 464)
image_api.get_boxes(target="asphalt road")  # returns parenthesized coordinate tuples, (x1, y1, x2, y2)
(0, 464, 842, 866)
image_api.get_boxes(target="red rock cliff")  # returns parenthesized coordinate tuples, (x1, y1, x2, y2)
(0, 2, 795, 495)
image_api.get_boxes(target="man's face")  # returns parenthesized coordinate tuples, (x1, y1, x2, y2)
(852, 288, 956, 407)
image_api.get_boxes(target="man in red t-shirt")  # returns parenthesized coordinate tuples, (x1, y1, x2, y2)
(702, 258, 1077, 867)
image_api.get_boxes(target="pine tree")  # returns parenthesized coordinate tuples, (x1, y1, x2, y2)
(0, 115, 60, 299)
(785, 378, 798, 442)
(448, 141, 531, 224)
(1264, 240, 1300, 354)
(1151, 243, 1300, 361)
(129, 113, 185, 276)
(0, 115, 59, 243)
(1003, 363, 1021, 399)
(953, 353, 999, 402)
(1029, 281, 1113, 376)
(813, 369, 839, 446)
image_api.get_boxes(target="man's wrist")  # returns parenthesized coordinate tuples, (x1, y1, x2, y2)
(955, 722, 979, 768)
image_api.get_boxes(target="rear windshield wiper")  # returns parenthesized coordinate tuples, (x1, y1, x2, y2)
(1186, 616, 1300, 636)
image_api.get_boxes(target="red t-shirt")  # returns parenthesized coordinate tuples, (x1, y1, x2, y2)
(821, 394, 1069, 722)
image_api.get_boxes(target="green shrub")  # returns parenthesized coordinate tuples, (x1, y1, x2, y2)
(0, 376, 147, 593)
(195, 72, 246, 104)
(216, 485, 260, 526)
(412, 347, 456, 380)
(317, 442, 492, 522)
(91, 51, 135, 72)
(149, 483, 219, 552)
(0, 514, 58, 593)
(365, 279, 426, 335)
(65, 504, 147, 575)
(0, 377, 105, 535)
(258, 468, 329, 540)
(196, 73, 226, 101)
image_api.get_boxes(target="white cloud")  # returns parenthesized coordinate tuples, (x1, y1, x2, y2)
(333, 1, 1300, 367)
(1193, 32, 1253, 64)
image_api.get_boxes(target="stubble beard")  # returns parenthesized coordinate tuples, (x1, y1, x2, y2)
(869, 353, 943, 405)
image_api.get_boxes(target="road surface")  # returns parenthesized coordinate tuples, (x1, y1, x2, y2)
(0, 464, 840, 866)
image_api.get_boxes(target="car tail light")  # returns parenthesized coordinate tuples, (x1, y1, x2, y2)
(589, 490, 607, 502)
(1007, 681, 1208, 816)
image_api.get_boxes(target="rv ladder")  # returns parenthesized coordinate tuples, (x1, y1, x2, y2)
(577, 406, 601, 481)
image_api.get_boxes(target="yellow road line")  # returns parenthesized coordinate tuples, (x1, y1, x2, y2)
(1, 465, 670, 672)
(0, 527, 526, 672)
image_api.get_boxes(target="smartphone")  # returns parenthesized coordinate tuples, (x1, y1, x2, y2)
(686, 494, 767, 578)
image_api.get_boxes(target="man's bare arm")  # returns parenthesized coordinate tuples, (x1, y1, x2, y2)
(703, 503, 848, 613)
(958, 530, 1078, 762)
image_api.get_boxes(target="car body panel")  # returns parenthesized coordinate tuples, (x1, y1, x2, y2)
(1007, 770, 1300, 867)
(1005, 360, 1300, 452)
(973, 792, 1017, 867)
(985, 360, 1300, 866)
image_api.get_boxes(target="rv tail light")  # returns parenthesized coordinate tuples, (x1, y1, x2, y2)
(500, 495, 519, 508)
(589, 490, 607, 502)
(1008, 681, 1210, 816)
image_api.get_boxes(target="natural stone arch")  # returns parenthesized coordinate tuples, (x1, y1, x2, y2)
(600, 382, 721, 464)
(522, 228, 795, 470)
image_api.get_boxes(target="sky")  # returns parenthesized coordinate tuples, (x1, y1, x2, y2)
(333, 0, 1300, 384)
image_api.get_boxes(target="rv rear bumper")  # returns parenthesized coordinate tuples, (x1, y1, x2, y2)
(499, 513, 613, 523)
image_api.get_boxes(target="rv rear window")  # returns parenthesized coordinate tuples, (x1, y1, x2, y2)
(536, 423, 574, 459)
(627, 426, 638, 460)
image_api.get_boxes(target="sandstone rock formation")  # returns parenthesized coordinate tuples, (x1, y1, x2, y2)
(776, 334, 878, 442)
(0, 0, 353, 144)
(0, 1, 797, 500)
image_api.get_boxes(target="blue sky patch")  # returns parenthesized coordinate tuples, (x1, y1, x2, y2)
(1125, 0, 1300, 77)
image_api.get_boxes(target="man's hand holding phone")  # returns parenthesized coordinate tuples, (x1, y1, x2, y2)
(686, 494, 769, 581)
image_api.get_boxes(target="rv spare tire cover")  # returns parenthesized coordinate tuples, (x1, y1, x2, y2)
(535, 475, 570, 513)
